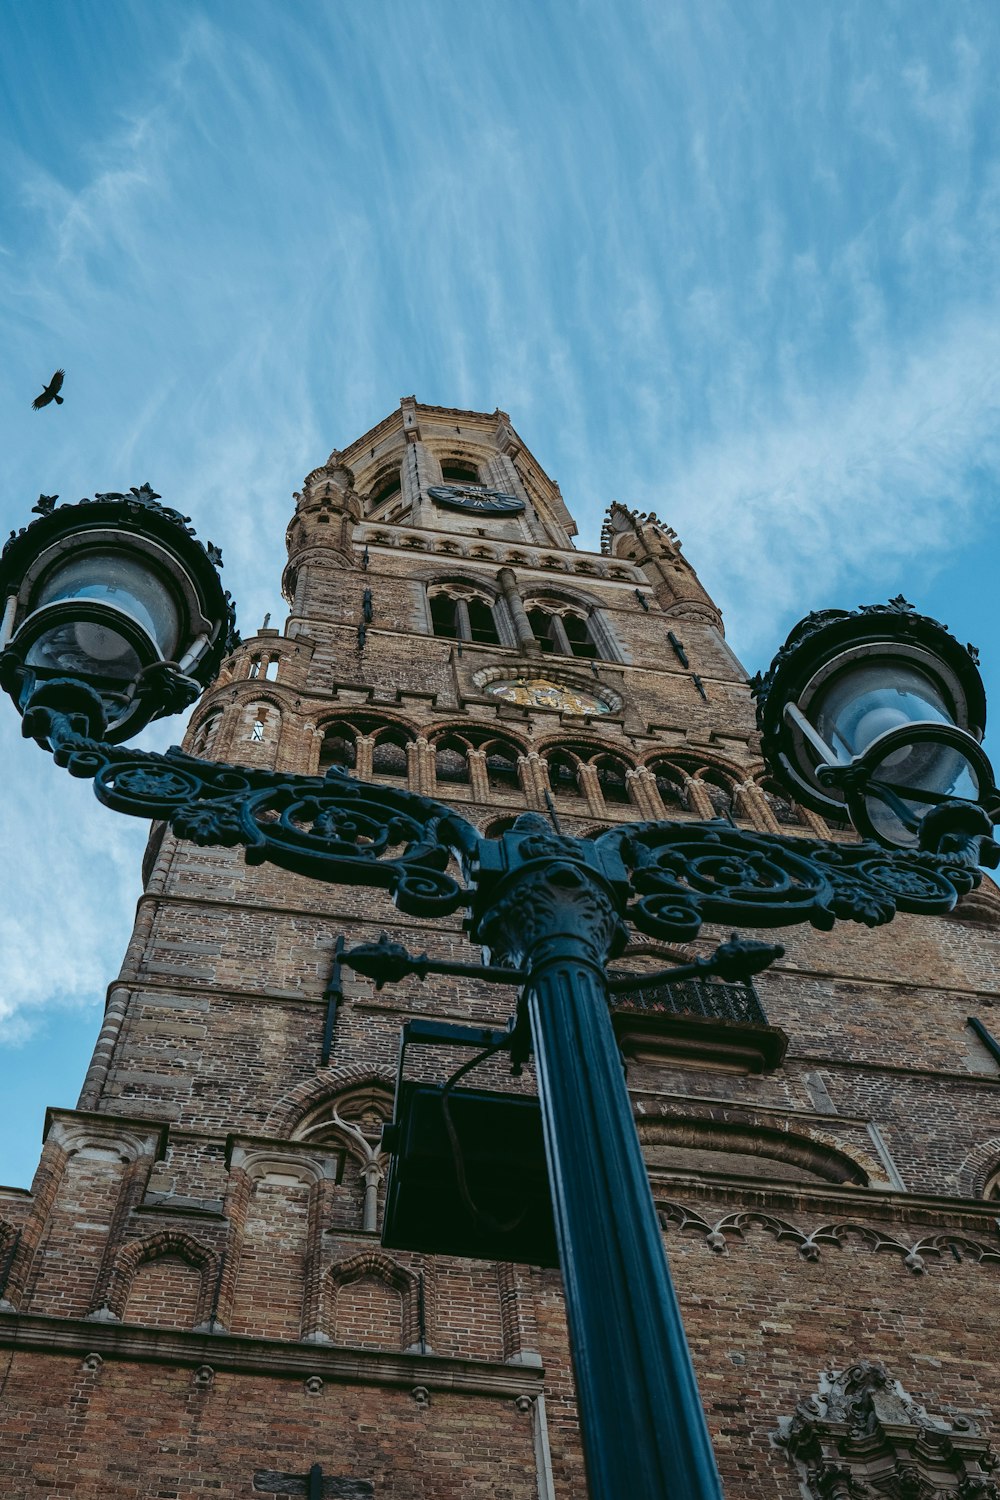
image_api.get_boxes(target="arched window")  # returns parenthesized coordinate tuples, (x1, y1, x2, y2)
(563, 612, 598, 659)
(264, 658, 279, 681)
(483, 739, 520, 793)
(319, 724, 357, 773)
(547, 749, 583, 800)
(595, 754, 630, 806)
(430, 593, 460, 639)
(435, 734, 471, 785)
(527, 603, 599, 659)
(191, 710, 222, 758)
(248, 657, 261, 679)
(440, 459, 480, 484)
(484, 815, 520, 838)
(428, 583, 500, 645)
(371, 727, 409, 779)
(467, 597, 500, 644)
(369, 469, 402, 514)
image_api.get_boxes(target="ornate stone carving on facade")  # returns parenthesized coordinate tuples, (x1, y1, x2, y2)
(775, 1361, 1000, 1497)
(659, 1202, 1000, 1276)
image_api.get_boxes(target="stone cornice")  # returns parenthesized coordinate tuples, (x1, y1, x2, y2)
(0, 1311, 545, 1397)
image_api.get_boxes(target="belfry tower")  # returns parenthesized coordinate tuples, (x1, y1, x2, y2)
(2, 399, 1000, 1499)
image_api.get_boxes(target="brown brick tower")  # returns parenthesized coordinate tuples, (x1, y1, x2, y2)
(3, 398, 1000, 1498)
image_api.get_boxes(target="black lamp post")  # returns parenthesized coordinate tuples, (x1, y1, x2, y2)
(3, 492, 998, 1500)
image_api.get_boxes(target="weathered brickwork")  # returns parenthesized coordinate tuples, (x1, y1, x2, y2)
(2, 398, 999, 1496)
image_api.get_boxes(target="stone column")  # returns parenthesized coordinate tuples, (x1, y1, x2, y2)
(685, 777, 716, 819)
(354, 735, 374, 781)
(734, 780, 780, 834)
(519, 753, 549, 810)
(626, 768, 664, 819)
(406, 740, 421, 792)
(454, 597, 473, 642)
(548, 612, 573, 657)
(300, 1173, 337, 1343)
(467, 748, 490, 803)
(497, 568, 539, 655)
(417, 737, 436, 797)
(577, 763, 606, 818)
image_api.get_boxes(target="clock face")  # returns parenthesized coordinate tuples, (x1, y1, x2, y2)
(484, 676, 610, 715)
(427, 483, 525, 517)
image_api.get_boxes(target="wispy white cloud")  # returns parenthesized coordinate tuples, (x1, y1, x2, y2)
(2, 0, 1000, 1071)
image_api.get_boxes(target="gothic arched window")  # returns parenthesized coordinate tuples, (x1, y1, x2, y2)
(527, 602, 600, 659)
(428, 583, 500, 646)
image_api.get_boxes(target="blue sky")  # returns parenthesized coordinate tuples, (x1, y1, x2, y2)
(2, 1, 1000, 1185)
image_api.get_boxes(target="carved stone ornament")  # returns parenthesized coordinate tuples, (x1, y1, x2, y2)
(776, 1362, 1000, 1498)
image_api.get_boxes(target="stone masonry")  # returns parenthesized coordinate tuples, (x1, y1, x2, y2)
(2, 398, 1000, 1498)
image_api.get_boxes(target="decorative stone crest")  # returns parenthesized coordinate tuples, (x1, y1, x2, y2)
(776, 1362, 1000, 1498)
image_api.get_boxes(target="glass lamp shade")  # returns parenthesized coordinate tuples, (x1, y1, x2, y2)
(24, 616, 145, 686)
(33, 550, 182, 659)
(841, 723, 996, 849)
(0, 490, 235, 741)
(811, 660, 952, 764)
(754, 601, 992, 849)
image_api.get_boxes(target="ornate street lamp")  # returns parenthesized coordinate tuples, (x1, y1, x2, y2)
(0, 486, 235, 743)
(753, 596, 998, 851)
(4, 486, 999, 1500)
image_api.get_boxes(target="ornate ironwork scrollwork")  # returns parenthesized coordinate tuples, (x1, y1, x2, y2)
(596, 820, 978, 946)
(25, 712, 989, 941)
(42, 716, 479, 918)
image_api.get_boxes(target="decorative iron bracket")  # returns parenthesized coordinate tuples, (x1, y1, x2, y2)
(18, 701, 991, 941)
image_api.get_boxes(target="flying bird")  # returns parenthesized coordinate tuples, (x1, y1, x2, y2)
(32, 370, 65, 410)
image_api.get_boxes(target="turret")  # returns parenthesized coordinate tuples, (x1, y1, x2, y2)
(282, 450, 362, 613)
(601, 503, 723, 631)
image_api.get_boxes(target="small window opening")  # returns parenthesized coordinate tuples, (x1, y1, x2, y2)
(431, 594, 460, 640)
(529, 608, 558, 654)
(371, 735, 408, 779)
(596, 757, 630, 805)
(467, 598, 500, 645)
(435, 738, 470, 785)
(564, 612, 598, 659)
(441, 461, 479, 484)
(320, 728, 356, 772)
(485, 746, 520, 793)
